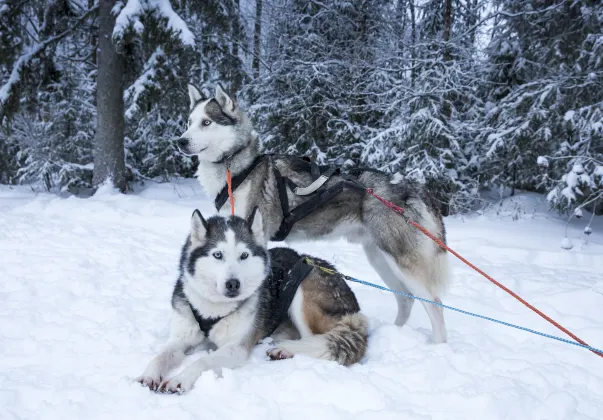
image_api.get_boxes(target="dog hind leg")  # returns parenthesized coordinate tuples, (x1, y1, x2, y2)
(363, 242, 415, 326)
(382, 249, 447, 343)
(268, 313, 369, 366)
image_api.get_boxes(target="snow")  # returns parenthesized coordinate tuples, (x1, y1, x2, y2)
(564, 110, 575, 121)
(113, 0, 195, 47)
(537, 156, 549, 168)
(149, 0, 195, 47)
(1, 183, 603, 419)
(113, 0, 144, 39)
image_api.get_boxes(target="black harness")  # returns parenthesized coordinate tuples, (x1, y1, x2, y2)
(189, 257, 314, 339)
(189, 305, 235, 338)
(214, 155, 365, 241)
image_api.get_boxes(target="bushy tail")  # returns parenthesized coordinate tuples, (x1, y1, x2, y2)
(269, 313, 368, 366)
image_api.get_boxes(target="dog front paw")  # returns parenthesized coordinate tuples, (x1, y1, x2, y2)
(267, 347, 294, 361)
(136, 375, 163, 391)
(157, 372, 197, 394)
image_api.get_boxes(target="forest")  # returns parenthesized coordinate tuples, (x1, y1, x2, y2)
(0, 0, 601, 215)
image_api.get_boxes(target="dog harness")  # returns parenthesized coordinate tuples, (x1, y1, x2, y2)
(214, 155, 365, 241)
(188, 257, 314, 339)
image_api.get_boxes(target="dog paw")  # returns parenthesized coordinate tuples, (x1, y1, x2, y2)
(267, 347, 294, 361)
(136, 375, 163, 391)
(157, 372, 197, 395)
(157, 379, 184, 395)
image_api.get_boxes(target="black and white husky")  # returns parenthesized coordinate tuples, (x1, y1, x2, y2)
(137, 210, 368, 394)
(177, 84, 451, 344)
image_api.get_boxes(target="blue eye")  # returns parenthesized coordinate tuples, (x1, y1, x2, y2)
(240, 252, 249, 260)
(202, 119, 211, 126)
(213, 251, 222, 259)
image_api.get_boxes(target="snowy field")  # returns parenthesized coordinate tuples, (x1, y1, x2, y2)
(1, 180, 602, 420)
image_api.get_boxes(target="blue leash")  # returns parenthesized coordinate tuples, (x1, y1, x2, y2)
(344, 275, 603, 355)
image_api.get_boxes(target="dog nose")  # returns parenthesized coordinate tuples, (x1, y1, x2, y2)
(225, 279, 240, 292)
(177, 138, 188, 149)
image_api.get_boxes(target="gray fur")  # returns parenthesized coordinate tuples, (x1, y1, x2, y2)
(180, 84, 451, 344)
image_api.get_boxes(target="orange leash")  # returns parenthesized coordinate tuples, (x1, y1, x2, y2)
(365, 188, 602, 359)
(226, 169, 235, 215)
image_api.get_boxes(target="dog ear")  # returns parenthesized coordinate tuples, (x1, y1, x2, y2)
(188, 84, 204, 110)
(215, 83, 237, 115)
(247, 206, 265, 245)
(191, 209, 208, 242)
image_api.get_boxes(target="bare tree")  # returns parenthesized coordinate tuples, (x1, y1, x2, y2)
(93, 0, 126, 192)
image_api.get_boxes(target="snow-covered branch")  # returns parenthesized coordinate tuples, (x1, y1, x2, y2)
(0, 6, 98, 116)
(113, 0, 194, 47)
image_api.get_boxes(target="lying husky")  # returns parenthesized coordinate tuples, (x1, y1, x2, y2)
(137, 210, 368, 393)
(177, 84, 450, 343)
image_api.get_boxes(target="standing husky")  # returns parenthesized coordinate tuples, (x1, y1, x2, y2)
(137, 210, 368, 394)
(177, 84, 450, 343)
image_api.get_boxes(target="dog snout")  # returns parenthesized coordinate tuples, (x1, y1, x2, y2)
(176, 137, 189, 149)
(225, 278, 240, 296)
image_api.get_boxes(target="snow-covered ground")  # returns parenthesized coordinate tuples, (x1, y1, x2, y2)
(1, 180, 602, 420)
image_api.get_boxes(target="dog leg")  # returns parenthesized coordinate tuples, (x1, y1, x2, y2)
(268, 313, 368, 366)
(363, 242, 415, 326)
(158, 344, 250, 394)
(376, 248, 447, 343)
(136, 308, 205, 391)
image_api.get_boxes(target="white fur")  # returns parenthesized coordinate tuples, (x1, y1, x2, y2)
(187, 227, 267, 303)
(188, 84, 203, 107)
(271, 336, 330, 360)
(195, 163, 229, 197)
(136, 308, 205, 388)
(180, 100, 237, 161)
(183, 280, 241, 318)
(215, 84, 236, 117)
(160, 344, 249, 393)
(138, 291, 258, 393)
(288, 290, 313, 338)
(209, 296, 258, 347)
(379, 248, 448, 343)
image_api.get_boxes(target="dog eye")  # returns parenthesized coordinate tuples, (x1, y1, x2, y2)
(212, 251, 222, 259)
(240, 252, 249, 260)
(202, 119, 212, 127)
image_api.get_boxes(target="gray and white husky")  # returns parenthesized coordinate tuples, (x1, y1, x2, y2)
(136, 210, 368, 394)
(178, 84, 450, 343)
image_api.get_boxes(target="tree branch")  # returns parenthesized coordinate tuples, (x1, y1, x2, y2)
(0, 5, 98, 120)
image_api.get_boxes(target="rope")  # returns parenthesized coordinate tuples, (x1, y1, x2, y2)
(226, 168, 235, 216)
(304, 258, 603, 356)
(363, 188, 603, 359)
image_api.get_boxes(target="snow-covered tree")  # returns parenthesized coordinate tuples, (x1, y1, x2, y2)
(480, 0, 603, 214)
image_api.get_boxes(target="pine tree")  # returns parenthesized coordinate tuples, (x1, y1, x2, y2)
(481, 0, 603, 214)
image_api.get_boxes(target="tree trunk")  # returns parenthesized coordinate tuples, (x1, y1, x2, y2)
(231, 0, 242, 91)
(252, 0, 262, 79)
(396, 0, 407, 58)
(93, 0, 126, 192)
(442, 0, 453, 119)
(409, 0, 416, 88)
(443, 0, 452, 62)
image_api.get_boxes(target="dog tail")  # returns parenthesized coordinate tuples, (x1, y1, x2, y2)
(271, 313, 369, 366)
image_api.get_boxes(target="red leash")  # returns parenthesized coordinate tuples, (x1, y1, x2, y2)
(365, 188, 602, 359)
(226, 169, 235, 216)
